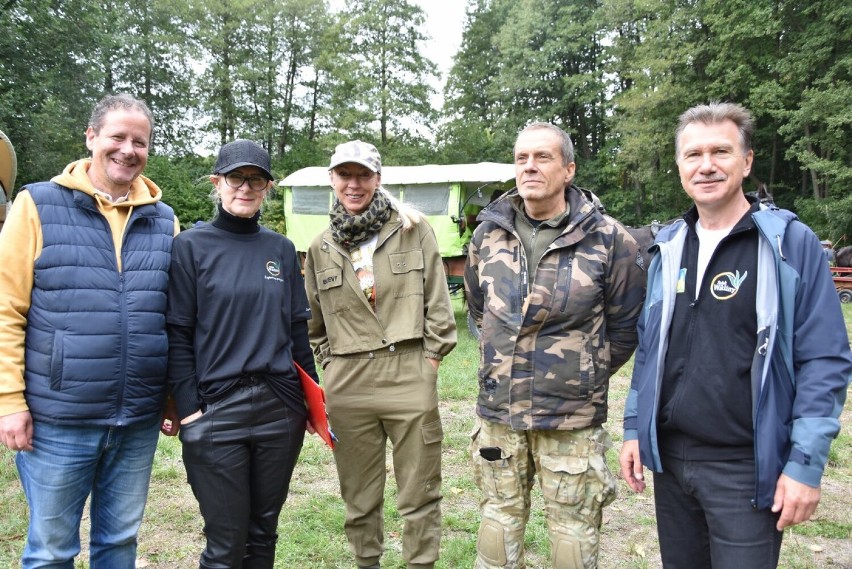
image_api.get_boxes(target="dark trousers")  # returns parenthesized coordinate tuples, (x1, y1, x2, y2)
(654, 456, 783, 569)
(179, 380, 306, 569)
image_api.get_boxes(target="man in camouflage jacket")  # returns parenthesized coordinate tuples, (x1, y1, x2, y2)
(465, 122, 645, 569)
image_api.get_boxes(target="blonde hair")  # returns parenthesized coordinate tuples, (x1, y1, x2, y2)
(379, 187, 422, 230)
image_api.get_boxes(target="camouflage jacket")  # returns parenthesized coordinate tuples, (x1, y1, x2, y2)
(464, 186, 645, 430)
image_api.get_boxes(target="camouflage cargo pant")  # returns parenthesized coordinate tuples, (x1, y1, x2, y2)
(469, 418, 617, 569)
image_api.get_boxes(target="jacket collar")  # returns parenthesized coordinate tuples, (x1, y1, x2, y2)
(480, 184, 600, 236)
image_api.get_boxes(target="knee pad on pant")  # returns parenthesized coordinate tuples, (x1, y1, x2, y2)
(552, 535, 585, 569)
(477, 519, 507, 566)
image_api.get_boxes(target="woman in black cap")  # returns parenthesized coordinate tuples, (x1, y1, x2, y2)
(166, 139, 317, 568)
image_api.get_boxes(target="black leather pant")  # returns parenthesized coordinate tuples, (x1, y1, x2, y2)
(179, 379, 306, 569)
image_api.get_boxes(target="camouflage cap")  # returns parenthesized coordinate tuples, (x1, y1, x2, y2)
(329, 140, 382, 173)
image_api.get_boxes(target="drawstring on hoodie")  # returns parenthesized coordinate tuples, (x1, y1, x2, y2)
(775, 235, 785, 261)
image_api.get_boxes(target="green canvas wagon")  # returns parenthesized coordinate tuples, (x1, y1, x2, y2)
(278, 162, 516, 287)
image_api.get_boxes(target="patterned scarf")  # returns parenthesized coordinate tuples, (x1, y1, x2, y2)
(329, 190, 392, 248)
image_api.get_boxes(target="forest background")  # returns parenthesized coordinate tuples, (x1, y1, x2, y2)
(0, 0, 850, 239)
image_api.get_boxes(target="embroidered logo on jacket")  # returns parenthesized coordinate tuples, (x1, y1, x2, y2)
(265, 260, 283, 282)
(266, 261, 280, 277)
(710, 270, 748, 300)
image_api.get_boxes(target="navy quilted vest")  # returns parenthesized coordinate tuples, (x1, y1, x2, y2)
(23, 182, 174, 426)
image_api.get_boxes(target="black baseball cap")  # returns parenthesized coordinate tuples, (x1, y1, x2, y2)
(213, 139, 273, 180)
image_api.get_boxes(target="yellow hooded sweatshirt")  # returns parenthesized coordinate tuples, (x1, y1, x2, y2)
(0, 159, 179, 417)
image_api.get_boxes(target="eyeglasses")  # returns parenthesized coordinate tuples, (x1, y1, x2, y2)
(223, 172, 269, 191)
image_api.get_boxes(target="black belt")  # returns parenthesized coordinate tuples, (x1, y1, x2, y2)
(203, 374, 267, 405)
(235, 374, 265, 387)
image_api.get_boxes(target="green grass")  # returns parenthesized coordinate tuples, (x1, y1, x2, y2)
(0, 295, 850, 567)
(788, 519, 851, 540)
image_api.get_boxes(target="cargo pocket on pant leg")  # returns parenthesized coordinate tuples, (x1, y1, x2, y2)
(469, 422, 524, 567)
(539, 455, 588, 569)
(420, 418, 444, 494)
(540, 454, 589, 506)
(588, 450, 617, 511)
(422, 418, 444, 445)
(473, 449, 521, 501)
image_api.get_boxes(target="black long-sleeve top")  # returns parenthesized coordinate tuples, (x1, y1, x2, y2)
(166, 205, 317, 419)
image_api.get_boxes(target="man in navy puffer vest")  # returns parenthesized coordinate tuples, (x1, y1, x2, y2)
(0, 94, 179, 569)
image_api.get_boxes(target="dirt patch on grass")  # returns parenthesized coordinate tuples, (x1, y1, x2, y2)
(2, 365, 850, 568)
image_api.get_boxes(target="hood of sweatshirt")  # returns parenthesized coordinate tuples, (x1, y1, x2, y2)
(51, 159, 162, 206)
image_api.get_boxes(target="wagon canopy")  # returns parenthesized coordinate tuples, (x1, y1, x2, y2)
(280, 162, 515, 188)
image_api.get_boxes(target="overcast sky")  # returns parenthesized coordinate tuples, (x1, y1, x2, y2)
(414, 0, 467, 80)
(412, 0, 467, 122)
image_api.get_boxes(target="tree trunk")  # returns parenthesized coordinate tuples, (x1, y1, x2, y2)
(804, 123, 821, 199)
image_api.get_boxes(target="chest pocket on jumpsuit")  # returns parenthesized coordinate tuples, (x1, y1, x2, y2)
(388, 249, 424, 298)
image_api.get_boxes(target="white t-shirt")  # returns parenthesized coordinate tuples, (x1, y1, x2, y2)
(349, 233, 378, 307)
(694, 220, 731, 299)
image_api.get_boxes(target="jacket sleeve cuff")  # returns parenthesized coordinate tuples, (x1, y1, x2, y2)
(782, 461, 824, 489)
(314, 343, 331, 364)
(423, 350, 443, 361)
(623, 428, 638, 441)
(171, 385, 202, 421)
(0, 394, 29, 418)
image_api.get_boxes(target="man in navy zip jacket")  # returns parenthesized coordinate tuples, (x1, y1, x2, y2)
(619, 102, 851, 569)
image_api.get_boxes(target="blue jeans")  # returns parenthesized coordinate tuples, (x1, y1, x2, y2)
(16, 418, 161, 569)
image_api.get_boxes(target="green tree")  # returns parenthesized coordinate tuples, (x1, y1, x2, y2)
(272, 0, 330, 157)
(440, 0, 515, 163)
(0, 0, 103, 185)
(602, 0, 851, 226)
(772, 1, 851, 202)
(193, 0, 251, 145)
(603, 0, 713, 223)
(192, 0, 333, 161)
(146, 155, 216, 226)
(331, 0, 438, 144)
(443, 0, 508, 126)
(494, 0, 610, 162)
(440, 0, 616, 178)
(102, 0, 200, 153)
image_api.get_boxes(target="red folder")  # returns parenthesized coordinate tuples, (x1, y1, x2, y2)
(295, 362, 336, 449)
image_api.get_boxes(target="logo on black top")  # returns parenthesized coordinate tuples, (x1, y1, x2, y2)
(266, 261, 281, 278)
(710, 270, 748, 300)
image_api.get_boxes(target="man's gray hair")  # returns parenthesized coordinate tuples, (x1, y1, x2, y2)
(88, 94, 154, 140)
(517, 122, 575, 165)
(675, 102, 753, 160)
